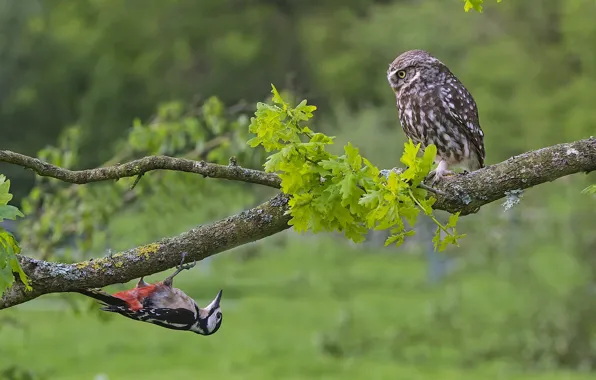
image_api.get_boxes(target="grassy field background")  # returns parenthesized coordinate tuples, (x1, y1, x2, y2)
(2, 230, 595, 380)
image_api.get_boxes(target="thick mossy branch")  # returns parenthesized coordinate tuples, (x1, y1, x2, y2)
(432, 137, 596, 215)
(0, 194, 290, 309)
(0, 150, 281, 188)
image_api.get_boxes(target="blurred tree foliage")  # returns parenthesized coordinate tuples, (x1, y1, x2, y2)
(1, 0, 594, 200)
(17, 96, 264, 262)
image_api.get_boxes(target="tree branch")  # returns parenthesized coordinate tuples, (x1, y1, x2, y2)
(432, 137, 596, 215)
(0, 194, 291, 309)
(0, 150, 281, 188)
(1, 137, 594, 309)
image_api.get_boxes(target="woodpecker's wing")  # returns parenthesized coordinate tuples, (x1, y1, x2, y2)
(111, 307, 198, 331)
(74, 288, 130, 307)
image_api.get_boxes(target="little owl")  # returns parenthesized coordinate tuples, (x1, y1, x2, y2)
(387, 49, 485, 183)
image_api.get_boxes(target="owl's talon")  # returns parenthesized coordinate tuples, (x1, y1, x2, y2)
(427, 162, 455, 185)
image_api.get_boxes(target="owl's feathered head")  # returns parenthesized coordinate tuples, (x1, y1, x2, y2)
(387, 49, 445, 93)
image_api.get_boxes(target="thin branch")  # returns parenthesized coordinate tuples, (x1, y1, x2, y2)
(0, 150, 281, 188)
(1, 137, 594, 309)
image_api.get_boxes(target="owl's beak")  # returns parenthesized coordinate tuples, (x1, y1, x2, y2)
(205, 289, 223, 310)
(387, 70, 400, 92)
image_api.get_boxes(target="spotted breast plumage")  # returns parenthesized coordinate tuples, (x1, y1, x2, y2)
(386, 49, 485, 183)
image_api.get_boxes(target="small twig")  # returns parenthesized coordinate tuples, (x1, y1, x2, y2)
(418, 183, 447, 196)
(130, 173, 144, 190)
(409, 188, 452, 237)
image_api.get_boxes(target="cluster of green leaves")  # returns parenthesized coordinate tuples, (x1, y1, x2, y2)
(0, 175, 30, 296)
(249, 86, 464, 251)
(463, 0, 502, 13)
(19, 97, 261, 262)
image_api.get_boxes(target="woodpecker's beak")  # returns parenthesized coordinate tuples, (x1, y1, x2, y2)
(205, 289, 222, 310)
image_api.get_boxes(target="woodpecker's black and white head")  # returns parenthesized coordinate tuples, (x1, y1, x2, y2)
(192, 289, 223, 335)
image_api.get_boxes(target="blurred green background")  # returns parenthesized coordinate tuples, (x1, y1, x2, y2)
(2, 0, 596, 379)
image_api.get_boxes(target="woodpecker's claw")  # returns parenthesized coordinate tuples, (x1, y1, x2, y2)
(177, 252, 196, 271)
(136, 277, 149, 288)
(179, 261, 197, 271)
(163, 252, 197, 287)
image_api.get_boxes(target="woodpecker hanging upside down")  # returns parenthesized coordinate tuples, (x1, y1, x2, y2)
(75, 253, 223, 336)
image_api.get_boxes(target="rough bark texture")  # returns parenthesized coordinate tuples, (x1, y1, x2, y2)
(432, 137, 596, 214)
(0, 137, 594, 309)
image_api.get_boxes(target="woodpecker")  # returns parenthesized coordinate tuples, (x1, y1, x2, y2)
(75, 253, 223, 336)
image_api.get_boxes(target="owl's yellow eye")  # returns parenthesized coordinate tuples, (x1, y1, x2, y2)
(397, 70, 406, 79)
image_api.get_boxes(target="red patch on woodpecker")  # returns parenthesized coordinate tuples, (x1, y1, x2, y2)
(112, 284, 161, 311)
